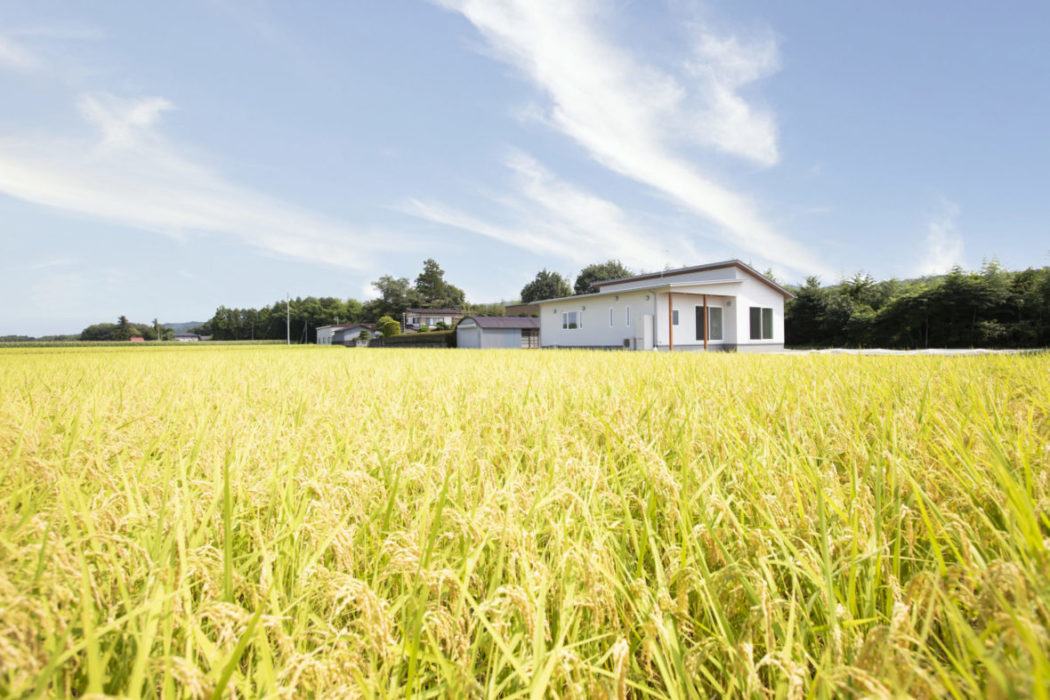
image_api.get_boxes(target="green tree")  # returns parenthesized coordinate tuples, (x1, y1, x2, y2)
(376, 315, 401, 338)
(80, 323, 118, 341)
(521, 269, 571, 303)
(466, 302, 507, 317)
(415, 258, 465, 309)
(784, 276, 826, 346)
(362, 276, 420, 322)
(113, 315, 133, 341)
(574, 260, 632, 295)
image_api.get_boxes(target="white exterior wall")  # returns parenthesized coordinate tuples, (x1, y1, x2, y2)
(316, 326, 339, 345)
(654, 296, 731, 348)
(540, 290, 653, 348)
(653, 281, 743, 348)
(334, 327, 373, 345)
(731, 277, 785, 349)
(538, 269, 787, 350)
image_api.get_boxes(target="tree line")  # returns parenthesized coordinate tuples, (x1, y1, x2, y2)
(193, 259, 635, 342)
(81, 316, 174, 341)
(193, 259, 504, 342)
(785, 262, 1050, 348)
(74, 258, 1048, 348)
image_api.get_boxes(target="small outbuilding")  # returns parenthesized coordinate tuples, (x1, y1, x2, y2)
(457, 316, 540, 349)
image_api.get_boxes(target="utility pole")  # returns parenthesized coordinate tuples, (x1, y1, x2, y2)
(286, 293, 291, 345)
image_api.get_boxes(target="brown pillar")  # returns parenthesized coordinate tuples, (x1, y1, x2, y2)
(668, 291, 674, 351)
(703, 294, 708, 350)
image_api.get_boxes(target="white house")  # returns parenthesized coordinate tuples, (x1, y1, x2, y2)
(537, 260, 793, 351)
(401, 308, 463, 332)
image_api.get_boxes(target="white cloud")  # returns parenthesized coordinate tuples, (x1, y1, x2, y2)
(0, 93, 405, 270)
(432, 0, 831, 277)
(79, 94, 175, 149)
(917, 200, 965, 275)
(682, 32, 780, 164)
(405, 151, 699, 271)
(0, 34, 37, 72)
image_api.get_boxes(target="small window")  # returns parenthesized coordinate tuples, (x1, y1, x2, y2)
(625, 307, 631, 327)
(750, 307, 774, 340)
(672, 309, 679, 326)
(609, 307, 613, 327)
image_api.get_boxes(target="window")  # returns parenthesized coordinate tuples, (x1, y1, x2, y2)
(562, 311, 581, 329)
(521, 329, 539, 348)
(695, 306, 723, 341)
(609, 307, 614, 327)
(672, 309, 679, 325)
(625, 307, 631, 327)
(750, 307, 774, 340)
(708, 307, 723, 341)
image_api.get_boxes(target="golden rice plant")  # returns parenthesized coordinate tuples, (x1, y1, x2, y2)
(0, 345, 1048, 698)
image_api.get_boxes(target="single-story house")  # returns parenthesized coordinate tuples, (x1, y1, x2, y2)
(316, 324, 375, 345)
(537, 259, 793, 351)
(457, 316, 541, 349)
(316, 324, 353, 345)
(174, 333, 201, 342)
(334, 324, 375, 346)
(402, 308, 463, 331)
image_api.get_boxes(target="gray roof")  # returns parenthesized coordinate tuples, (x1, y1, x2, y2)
(534, 259, 794, 304)
(594, 259, 794, 298)
(460, 316, 540, 330)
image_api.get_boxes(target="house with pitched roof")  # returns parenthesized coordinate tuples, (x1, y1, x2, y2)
(535, 260, 793, 351)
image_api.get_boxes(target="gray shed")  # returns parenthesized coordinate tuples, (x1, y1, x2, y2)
(457, 316, 540, 349)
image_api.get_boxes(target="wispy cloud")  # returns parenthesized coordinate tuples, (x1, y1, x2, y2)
(405, 151, 699, 271)
(682, 31, 780, 165)
(0, 34, 37, 72)
(29, 257, 78, 271)
(917, 200, 965, 275)
(0, 92, 404, 270)
(432, 0, 831, 276)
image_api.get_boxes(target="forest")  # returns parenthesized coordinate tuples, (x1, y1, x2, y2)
(784, 262, 1050, 348)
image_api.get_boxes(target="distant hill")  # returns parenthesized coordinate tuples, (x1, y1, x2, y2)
(164, 322, 206, 333)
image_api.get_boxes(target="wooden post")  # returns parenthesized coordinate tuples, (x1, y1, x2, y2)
(668, 291, 674, 351)
(703, 294, 708, 350)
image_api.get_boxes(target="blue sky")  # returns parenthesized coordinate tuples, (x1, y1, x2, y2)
(1, 1, 1048, 335)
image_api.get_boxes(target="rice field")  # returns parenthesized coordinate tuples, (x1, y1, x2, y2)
(1, 345, 1048, 698)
